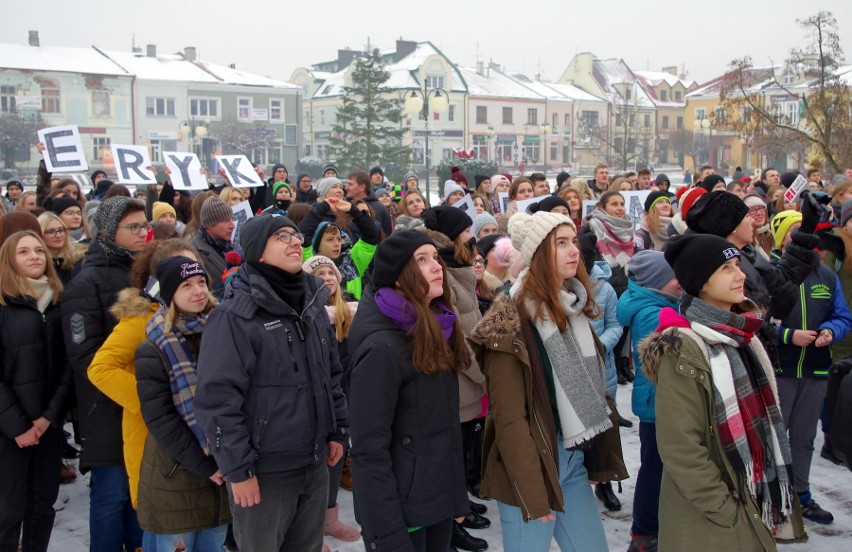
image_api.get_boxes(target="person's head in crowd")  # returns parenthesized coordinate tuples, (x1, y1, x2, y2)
(369, 166, 384, 188)
(596, 191, 626, 218)
(199, 197, 235, 243)
(296, 173, 312, 193)
(0, 230, 62, 306)
(490, 175, 511, 196)
(624, 171, 638, 187)
(529, 173, 550, 197)
(303, 255, 353, 341)
(316, 177, 346, 201)
(151, 221, 178, 240)
(472, 194, 490, 215)
(556, 171, 571, 191)
(0, 211, 41, 244)
(239, 214, 304, 274)
(608, 176, 633, 193)
(56, 179, 85, 204)
(665, 233, 745, 311)
(726, 179, 746, 198)
(696, 165, 715, 184)
(830, 180, 852, 205)
(37, 212, 78, 271)
(284, 202, 311, 227)
(473, 212, 498, 240)
(743, 194, 768, 228)
(643, 191, 672, 236)
(449, 166, 468, 188)
(686, 191, 753, 249)
(219, 186, 244, 207)
(593, 164, 610, 190)
(312, 222, 347, 261)
(557, 187, 583, 220)
(422, 206, 475, 267)
(152, 202, 177, 225)
(509, 177, 535, 202)
(400, 190, 429, 219)
(760, 167, 780, 189)
(183, 191, 215, 237)
(5, 180, 24, 202)
(346, 171, 371, 200)
(403, 172, 420, 191)
(699, 174, 727, 193)
(376, 188, 392, 209)
(155, 255, 215, 328)
(129, 238, 199, 291)
(273, 181, 293, 202)
(95, 196, 149, 253)
(655, 173, 671, 192)
(770, 210, 803, 250)
(322, 164, 339, 178)
(475, 175, 491, 197)
(476, 234, 512, 280)
(14, 191, 37, 213)
(442, 181, 466, 206)
(90, 170, 107, 187)
(103, 184, 131, 200)
(530, 196, 570, 216)
(628, 249, 682, 295)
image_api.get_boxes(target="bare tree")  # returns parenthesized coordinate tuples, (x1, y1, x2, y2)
(215, 117, 280, 162)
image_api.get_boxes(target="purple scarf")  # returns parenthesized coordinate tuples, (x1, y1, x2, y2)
(375, 287, 457, 340)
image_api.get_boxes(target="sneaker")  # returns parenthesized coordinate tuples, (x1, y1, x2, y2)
(800, 498, 834, 524)
(627, 536, 658, 552)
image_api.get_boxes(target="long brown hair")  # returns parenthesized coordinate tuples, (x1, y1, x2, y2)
(0, 231, 63, 306)
(837, 226, 852, 276)
(509, 176, 533, 201)
(400, 190, 430, 217)
(37, 212, 84, 270)
(516, 224, 598, 332)
(644, 197, 671, 235)
(184, 191, 215, 238)
(395, 254, 471, 375)
(129, 238, 201, 290)
(596, 191, 624, 215)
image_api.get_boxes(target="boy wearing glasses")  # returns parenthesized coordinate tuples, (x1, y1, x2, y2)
(196, 214, 349, 552)
(61, 196, 148, 552)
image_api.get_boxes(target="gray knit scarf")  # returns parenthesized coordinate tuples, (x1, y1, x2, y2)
(511, 270, 611, 448)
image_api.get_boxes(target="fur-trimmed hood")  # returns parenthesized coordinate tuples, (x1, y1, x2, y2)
(638, 330, 684, 385)
(470, 293, 521, 346)
(109, 287, 159, 320)
(421, 227, 454, 250)
(481, 270, 506, 293)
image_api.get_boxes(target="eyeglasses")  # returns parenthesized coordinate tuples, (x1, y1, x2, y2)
(118, 222, 153, 235)
(748, 206, 766, 213)
(44, 228, 67, 237)
(474, 258, 487, 266)
(273, 230, 304, 244)
(62, 209, 82, 217)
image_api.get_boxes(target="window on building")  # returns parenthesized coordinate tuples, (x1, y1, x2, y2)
(92, 90, 110, 117)
(148, 139, 177, 163)
(433, 111, 440, 122)
(552, 113, 558, 127)
(41, 88, 61, 114)
(188, 97, 218, 119)
(644, 114, 651, 128)
(442, 148, 453, 161)
(714, 107, 727, 125)
(580, 111, 598, 136)
(695, 107, 706, 121)
(615, 113, 623, 127)
(550, 142, 558, 161)
(270, 99, 284, 122)
(527, 108, 538, 125)
(304, 144, 311, 157)
(629, 113, 636, 126)
(783, 68, 796, 85)
(522, 142, 540, 164)
(448, 104, 455, 122)
(1, 86, 16, 113)
(476, 106, 487, 124)
(662, 115, 669, 129)
(676, 116, 683, 129)
(674, 91, 682, 101)
(786, 102, 799, 124)
(564, 113, 571, 134)
(660, 90, 668, 101)
(92, 136, 111, 161)
(502, 107, 513, 124)
(304, 110, 310, 122)
(473, 136, 489, 160)
(238, 98, 252, 120)
(320, 110, 325, 126)
(147, 97, 176, 117)
(426, 76, 444, 89)
(284, 124, 298, 146)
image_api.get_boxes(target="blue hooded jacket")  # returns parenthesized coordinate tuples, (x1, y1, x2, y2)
(589, 262, 623, 401)
(617, 278, 679, 423)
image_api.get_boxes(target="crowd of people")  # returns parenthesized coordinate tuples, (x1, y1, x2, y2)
(2, 156, 852, 552)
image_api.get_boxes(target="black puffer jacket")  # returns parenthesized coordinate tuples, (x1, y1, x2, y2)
(61, 240, 134, 469)
(194, 264, 348, 484)
(298, 200, 381, 245)
(135, 337, 231, 534)
(0, 296, 70, 440)
(348, 289, 468, 551)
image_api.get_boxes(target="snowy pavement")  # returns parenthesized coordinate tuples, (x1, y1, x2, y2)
(48, 382, 852, 551)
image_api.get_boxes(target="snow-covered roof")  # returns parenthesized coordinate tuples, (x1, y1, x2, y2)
(195, 60, 300, 89)
(591, 59, 655, 108)
(99, 49, 218, 82)
(540, 82, 608, 103)
(458, 66, 541, 99)
(0, 43, 128, 76)
(633, 70, 695, 90)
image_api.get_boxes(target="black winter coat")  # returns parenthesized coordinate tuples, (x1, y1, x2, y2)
(361, 191, 393, 237)
(0, 296, 70, 440)
(194, 264, 348, 484)
(61, 240, 134, 469)
(296, 187, 318, 204)
(135, 337, 231, 534)
(298, 200, 381, 246)
(348, 290, 468, 551)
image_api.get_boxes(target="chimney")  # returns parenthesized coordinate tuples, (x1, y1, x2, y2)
(394, 40, 417, 62)
(132, 46, 142, 54)
(146, 44, 156, 58)
(229, 63, 236, 69)
(476, 61, 484, 75)
(662, 66, 677, 76)
(28, 30, 39, 47)
(184, 46, 197, 61)
(337, 49, 358, 70)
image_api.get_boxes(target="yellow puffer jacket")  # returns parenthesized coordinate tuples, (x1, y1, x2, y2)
(88, 288, 159, 508)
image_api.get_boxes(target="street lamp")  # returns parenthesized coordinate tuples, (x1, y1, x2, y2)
(179, 118, 210, 163)
(405, 82, 448, 201)
(540, 123, 551, 172)
(692, 118, 716, 167)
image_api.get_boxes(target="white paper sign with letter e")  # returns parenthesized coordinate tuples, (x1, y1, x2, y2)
(38, 125, 88, 172)
(162, 152, 207, 190)
(111, 144, 156, 185)
(216, 155, 264, 188)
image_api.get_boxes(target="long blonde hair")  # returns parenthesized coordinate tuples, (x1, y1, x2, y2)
(328, 282, 353, 342)
(163, 293, 217, 333)
(37, 212, 84, 270)
(0, 231, 63, 306)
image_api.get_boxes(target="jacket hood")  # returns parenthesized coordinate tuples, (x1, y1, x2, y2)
(82, 239, 134, 270)
(618, 279, 678, 323)
(110, 288, 158, 320)
(637, 307, 691, 384)
(469, 293, 520, 345)
(423, 228, 454, 250)
(590, 261, 612, 282)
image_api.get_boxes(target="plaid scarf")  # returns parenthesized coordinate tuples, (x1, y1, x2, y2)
(146, 309, 209, 454)
(199, 228, 235, 257)
(681, 295, 796, 537)
(588, 211, 635, 268)
(511, 271, 611, 448)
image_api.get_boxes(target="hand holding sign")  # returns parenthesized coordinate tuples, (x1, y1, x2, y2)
(38, 125, 88, 172)
(216, 155, 264, 188)
(162, 152, 208, 190)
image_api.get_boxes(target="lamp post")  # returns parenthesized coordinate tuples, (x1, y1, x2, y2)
(404, 82, 448, 201)
(540, 123, 551, 173)
(692, 118, 716, 167)
(179, 118, 210, 163)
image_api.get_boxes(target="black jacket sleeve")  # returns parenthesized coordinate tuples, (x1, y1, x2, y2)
(61, 275, 108, 381)
(135, 341, 218, 479)
(36, 160, 52, 207)
(43, 316, 71, 428)
(351, 205, 381, 246)
(299, 201, 333, 243)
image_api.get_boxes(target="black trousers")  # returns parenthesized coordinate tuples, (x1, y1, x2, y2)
(0, 425, 62, 552)
(460, 418, 484, 493)
(410, 518, 453, 552)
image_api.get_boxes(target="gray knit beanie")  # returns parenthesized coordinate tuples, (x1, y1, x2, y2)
(316, 177, 342, 198)
(200, 197, 233, 228)
(473, 212, 498, 238)
(628, 250, 675, 290)
(95, 196, 141, 243)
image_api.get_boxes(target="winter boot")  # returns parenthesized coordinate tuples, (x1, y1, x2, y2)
(340, 456, 353, 490)
(324, 504, 360, 541)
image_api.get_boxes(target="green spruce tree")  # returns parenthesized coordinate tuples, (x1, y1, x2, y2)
(330, 49, 411, 180)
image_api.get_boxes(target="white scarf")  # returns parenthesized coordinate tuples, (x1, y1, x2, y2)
(27, 276, 54, 313)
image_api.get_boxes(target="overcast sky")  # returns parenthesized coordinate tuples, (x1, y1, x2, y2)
(3, 0, 850, 86)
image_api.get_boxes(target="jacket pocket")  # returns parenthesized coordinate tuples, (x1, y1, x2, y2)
(390, 437, 417, 502)
(253, 385, 313, 453)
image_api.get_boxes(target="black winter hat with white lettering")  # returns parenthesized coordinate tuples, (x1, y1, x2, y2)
(664, 234, 740, 297)
(156, 255, 209, 306)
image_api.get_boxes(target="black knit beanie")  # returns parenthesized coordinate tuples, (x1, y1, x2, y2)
(48, 197, 82, 216)
(372, 230, 436, 288)
(644, 191, 671, 213)
(530, 196, 569, 214)
(665, 234, 740, 297)
(475, 233, 502, 258)
(238, 213, 300, 264)
(422, 206, 472, 241)
(685, 191, 749, 238)
(156, 255, 209, 306)
(781, 171, 800, 188)
(699, 174, 726, 193)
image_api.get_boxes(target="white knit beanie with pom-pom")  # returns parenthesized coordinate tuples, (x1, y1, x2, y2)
(508, 211, 574, 266)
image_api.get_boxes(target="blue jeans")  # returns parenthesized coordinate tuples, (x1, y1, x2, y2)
(89, 465, 142, 552)
(631, 422, 663, 538)
(497, 436, 608, 552)
(142, 524, 228, 552)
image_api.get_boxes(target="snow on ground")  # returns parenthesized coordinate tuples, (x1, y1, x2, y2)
(48, 381, 852, 551)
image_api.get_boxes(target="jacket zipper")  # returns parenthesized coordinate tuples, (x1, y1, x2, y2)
(512, 480, 534, 521)
(532, 407, 557, 471)
(796, 285, 807, 378)
(166, 463, 179, 478)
